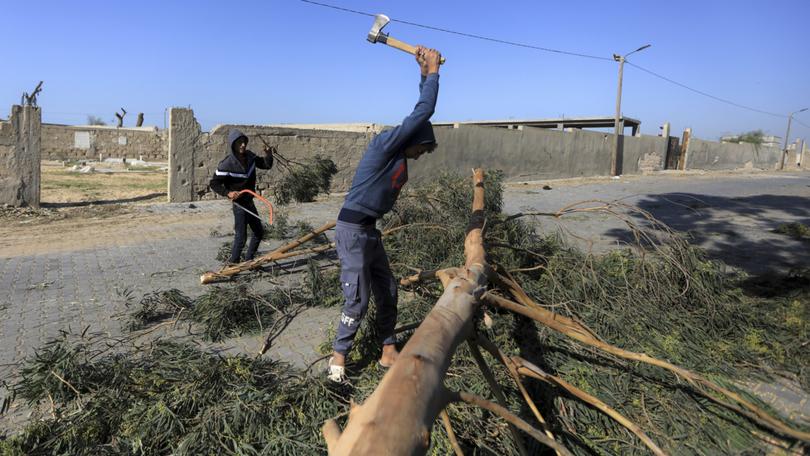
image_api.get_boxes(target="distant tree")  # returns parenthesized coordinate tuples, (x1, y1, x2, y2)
(738, 130, 765, 145)
(87, 115, 107, 126)
(115, 108, 127, 127)
(724, 130, 764, 145)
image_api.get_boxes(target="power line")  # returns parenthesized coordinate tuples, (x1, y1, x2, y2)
(298, 0, 612, 61)
(299, 0, 804, 125)
(625, 61, 787, 119)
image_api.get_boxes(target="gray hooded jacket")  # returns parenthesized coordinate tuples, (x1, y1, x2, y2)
(210, 129, 273, 202)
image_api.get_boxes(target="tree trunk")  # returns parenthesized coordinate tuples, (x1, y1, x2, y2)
(323, 169, 489, 455)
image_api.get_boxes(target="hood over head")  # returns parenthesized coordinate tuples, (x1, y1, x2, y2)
(228, 129, 248, 155)
(404, 121, 435, 149)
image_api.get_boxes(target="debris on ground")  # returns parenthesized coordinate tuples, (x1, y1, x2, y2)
(1, 172, 808, 455)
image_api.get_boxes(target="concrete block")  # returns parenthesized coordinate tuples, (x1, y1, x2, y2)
(0, 105, 41, 207)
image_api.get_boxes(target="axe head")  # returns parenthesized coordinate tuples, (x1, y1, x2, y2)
(367, 14, 390, 43)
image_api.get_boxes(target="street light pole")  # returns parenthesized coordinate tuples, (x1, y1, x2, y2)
(611, 44, 650, 176)
(781, 107, 808, 170)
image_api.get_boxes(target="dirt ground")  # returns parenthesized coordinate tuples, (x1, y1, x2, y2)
(0, 161, 177, 257)
(40, 160, 167, 204)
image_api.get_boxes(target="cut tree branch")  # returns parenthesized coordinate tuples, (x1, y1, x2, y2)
(439, 409, 465, 456)
(513, 356, 667, 456)
(200, 221, 336, 284)
(448, 390, 574, 456)
(474, 333, 560, 451)
(483, 291, 810, 443)
(466, 339, 529, 456)
(322, 169, 491, 455)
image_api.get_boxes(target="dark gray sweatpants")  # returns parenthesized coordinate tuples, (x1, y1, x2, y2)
(332, 221, 398, 356)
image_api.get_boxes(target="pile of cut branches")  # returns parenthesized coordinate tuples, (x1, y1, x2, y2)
(2, 170, 808, 455)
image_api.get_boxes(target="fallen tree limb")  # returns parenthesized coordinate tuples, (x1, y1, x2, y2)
(466, 339, 529, 456)
(202, 222, 444, 284)
(512, 356, 667, 456)
(473, 334, 560, 453)
(483, 292, 810, 443)
(399, 267, 461, 288)
(494, 272, 599, 340)
(322, 169, 491, 455)
(201, 221, 337, 284)
(440, 409, 465, 456)
(448, 390, 575, 456)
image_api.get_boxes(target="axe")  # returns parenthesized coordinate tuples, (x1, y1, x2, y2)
(367, 14, 446, 64)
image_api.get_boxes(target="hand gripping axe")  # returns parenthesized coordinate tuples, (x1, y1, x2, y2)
(367, 14, 446, 64)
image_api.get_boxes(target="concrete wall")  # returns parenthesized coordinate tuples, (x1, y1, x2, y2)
(409, 125, 665, 182)
(622, 133, 667, 174)
(167, 108, 373, 202)
(41, 124, 167, 162)
(0, 105, 41, 207)
(685, 138, 782, 171)
(166, 114, 672, 202)
(165, 109, 801, 204)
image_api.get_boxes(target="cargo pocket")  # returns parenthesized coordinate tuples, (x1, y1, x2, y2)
(340, 271, 361, 308)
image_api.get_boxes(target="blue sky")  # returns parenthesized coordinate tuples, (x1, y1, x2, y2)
(2, 0, 808, 142)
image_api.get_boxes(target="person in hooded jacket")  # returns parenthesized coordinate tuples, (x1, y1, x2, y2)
(210, 129, 274, 264)
(327, 46, 442, 382)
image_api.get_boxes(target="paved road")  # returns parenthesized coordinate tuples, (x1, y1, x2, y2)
(1, 170, 808, 431)
(505, 171, 810, 275)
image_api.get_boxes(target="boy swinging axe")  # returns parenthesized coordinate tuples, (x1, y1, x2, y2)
(327, 43, 443, 383)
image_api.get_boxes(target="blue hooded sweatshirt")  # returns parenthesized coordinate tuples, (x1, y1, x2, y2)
(340, 73, 439, 221)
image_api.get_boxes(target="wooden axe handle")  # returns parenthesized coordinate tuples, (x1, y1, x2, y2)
(385, 36, 446, 64)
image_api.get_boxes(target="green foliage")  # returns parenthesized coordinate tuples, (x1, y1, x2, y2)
(2, 339, 344, 455)
(725, 129, 765, 145)
(264, 211, 323, 243)
(215, 241, 233, 263)
(305, 260, 343, 308)
(125, 285, 296, 343)
(4, 170, 809, 455)
(191, 285, 279, 342)
(126, 289, 192, 331)
(86, 115, 106, 126)
(273, 156, 338, 206)
(775, 222, 810, 239)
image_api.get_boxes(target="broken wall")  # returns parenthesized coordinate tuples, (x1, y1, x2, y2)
(41, 124, 167, 161)
(0, 105, 41, 207)
(167, 108, 372, 202)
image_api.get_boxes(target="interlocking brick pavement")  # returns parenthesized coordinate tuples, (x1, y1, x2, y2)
(0, 199, 343, 431)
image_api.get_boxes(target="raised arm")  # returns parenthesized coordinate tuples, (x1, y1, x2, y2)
(256, 145, 275, 169)
(374, 46, 442, 156)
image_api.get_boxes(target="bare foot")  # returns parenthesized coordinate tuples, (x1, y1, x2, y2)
(379, 344, 399, 367)
(331, 351, 346, 367)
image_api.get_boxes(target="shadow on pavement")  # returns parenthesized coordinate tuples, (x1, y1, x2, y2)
(42, 192, 167, 208)
(604, 193, 810, 276)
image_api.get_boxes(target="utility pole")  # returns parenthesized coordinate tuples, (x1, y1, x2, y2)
(611, 44, 651, 176)
(781, 107, 807, 170)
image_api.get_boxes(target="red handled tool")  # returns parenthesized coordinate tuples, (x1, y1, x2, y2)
(233, 189, 274, 225)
